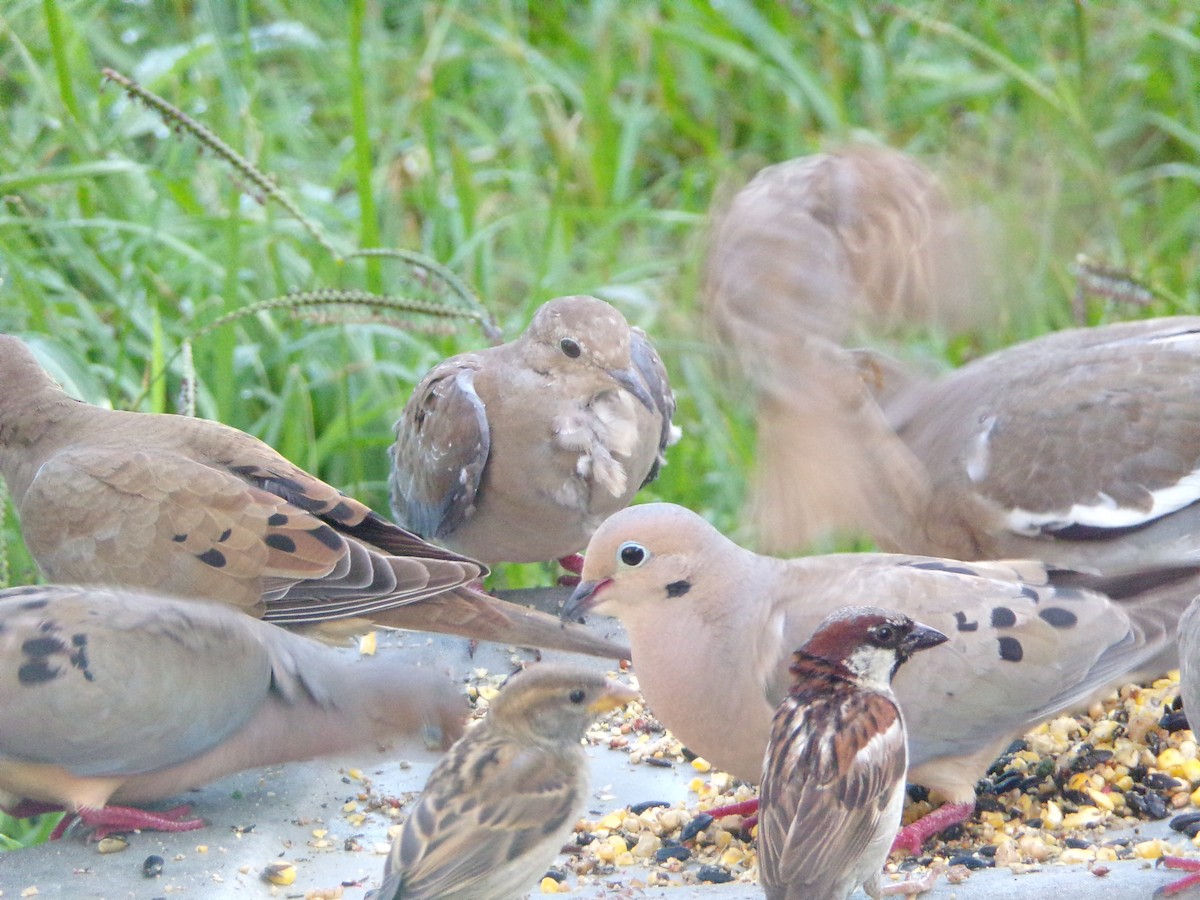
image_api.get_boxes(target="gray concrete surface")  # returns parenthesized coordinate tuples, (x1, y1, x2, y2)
(1, 599, 1196, 898)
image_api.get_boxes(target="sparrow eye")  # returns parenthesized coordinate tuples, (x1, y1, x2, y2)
(560, 337, 582, 358)
(568, 689, 587, 704)
(618, 541, 648, 567)
(873, 624, 896, 645)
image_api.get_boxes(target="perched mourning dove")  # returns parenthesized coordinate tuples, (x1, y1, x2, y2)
(372, 665, 638, 899)
(0, 333, 626, 658)
(868, 317, 1200, 573)
(389, 295, 678, 565)
(562, 503, 1196, 852)
(0, 583, 466, 838)
(759, 608, 947, 900)
(701, 147, 989, 553)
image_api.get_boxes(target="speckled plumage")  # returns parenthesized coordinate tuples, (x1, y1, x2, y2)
(760, 608, 946, 900)
(389, 296, 678, 565)
(563, 503, 1197, 850)
(0, 584, 466, 834)
(0, 333, 626, 658)
(373, 665, 637, 899)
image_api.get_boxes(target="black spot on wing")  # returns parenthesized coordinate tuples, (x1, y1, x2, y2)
(22, 636, 65, 656)
(954, 611, 978, 632)
(907, 561, 978, 576)
(326, 500, 354, 523)
(218, 528, 232, 543)
(1020, 585, 1038, 601)
(172, 533, 187, 543)
(1040, 607, 1078, 628)
(666, 580, 691, 598)
(991, 607, 1016, 628)
(998, 636, 1024, 662)
(310, 524, 343, 551)
(18, 659, 58, 684)
(19, 597, 49, 610)
(267, 512, 288, 527)
(265, 534, 297, 553)
(197, 548, 227, 568)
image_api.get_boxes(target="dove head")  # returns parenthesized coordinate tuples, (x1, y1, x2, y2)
(518, 296, 655, 409)
(0, 335, 60, 400)
(795, 605, 948, 691)
(486, 664, 638, 745)
(562, 503, 740, 627)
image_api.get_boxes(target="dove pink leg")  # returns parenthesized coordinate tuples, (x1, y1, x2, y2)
(1156, 857, 1200, 897)
(557, 554, 585, 587)
(51, 804, 205, 841)
(890, 801, 974, 856)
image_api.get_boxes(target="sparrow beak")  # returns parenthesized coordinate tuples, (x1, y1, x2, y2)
(561, 578, 612, 621)
(588, 681, 640, 714)
(608, 365, 656, 412)
(902, 622, 950, 655)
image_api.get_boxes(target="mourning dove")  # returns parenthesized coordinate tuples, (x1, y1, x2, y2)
(389, 295, 678, 566)
(869, 316, 1200, 573)
(759, 608, 947, 900)
(373, 665, 638, 899)
(562, 503, 1196, 852)
(701, 147, 989, 552)
(0, 333, 626, 658)
(0, 583, 466, 838)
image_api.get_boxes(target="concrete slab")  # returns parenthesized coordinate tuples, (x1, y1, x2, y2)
(1, 601, 1195, 898)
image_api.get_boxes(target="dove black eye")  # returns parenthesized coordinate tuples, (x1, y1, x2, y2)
(618, 542, 647, 567)
(560, 337, 582, 358)
(569, 689, 586, 704)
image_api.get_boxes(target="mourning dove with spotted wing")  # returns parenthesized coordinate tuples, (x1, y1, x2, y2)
(563, 503, 1197, 853)
(0, 333, 626, 658)
(389, 295, 678, 566)
(373, 665, 637, 899)
(0, 583, 466, 838)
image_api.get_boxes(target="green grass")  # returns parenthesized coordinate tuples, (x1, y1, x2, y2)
(1, 0, 1197, 848)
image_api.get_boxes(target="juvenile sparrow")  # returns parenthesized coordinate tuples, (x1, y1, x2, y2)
(563, 502, 1196, 852)
(759, 606, 947, 899)
(373, 664, 638, 899)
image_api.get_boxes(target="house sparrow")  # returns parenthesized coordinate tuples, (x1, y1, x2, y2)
(562, 502, 1195, 853)
(389, 295, 678, 566)
(759, 606, 947, 899)
(372, 664, 638, 899)
(0, 584, 466, 839)
(0, 332, 626, 658)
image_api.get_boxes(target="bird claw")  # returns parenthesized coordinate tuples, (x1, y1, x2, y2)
(53, 804, 206, 841)
(879, 862, 944, 896)
(890, 801, 975, 857)
(1155, 856, 1200, 897)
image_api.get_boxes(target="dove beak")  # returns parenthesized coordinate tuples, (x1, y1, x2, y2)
(903, 622, 950, 655)
(588, 681, 640, 714)
(561, 578, 612, 621)
(609, 365, 656, 412)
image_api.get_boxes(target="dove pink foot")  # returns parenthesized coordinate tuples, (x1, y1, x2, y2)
(50, 803, 205, 841)
(891, 801, 974, 856)
(706, 798, 760, 821)
(557, 554, 585, 587)
(1156, 856, 1200, 897)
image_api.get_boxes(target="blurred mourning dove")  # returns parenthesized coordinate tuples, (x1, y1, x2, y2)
(562, 503, 1196, 853)
(0, 333, 626, 658)
(373, 665, 638, 899)
(389, 295, 678, 566)
(759, 608, 947, 900)
(701, 147, 990, 552)
(866, 317, 1200, 573)
(0, 583, 466, 838)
